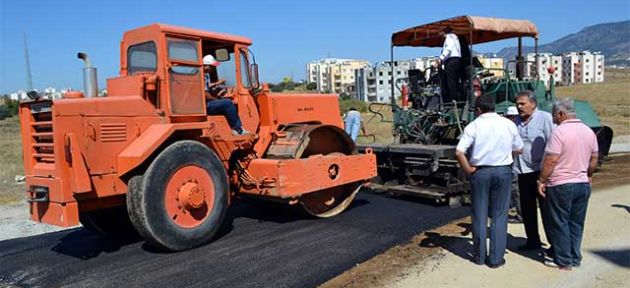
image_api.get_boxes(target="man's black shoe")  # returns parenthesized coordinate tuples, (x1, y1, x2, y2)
(486, 259, 506, 268)
(518, 243, 542, 251)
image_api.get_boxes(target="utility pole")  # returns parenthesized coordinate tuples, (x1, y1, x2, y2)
(23, 33, 33, 92)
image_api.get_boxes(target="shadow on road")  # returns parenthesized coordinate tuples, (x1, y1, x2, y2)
(591, 248, 630, 268)
(50, 198, 372, 258)
(51, 229, 142, 259)
(505, 234, 546, 264)
(417, 222, 547, 266)
(611, 204, 630, 214)
(418, 222, 476, 263)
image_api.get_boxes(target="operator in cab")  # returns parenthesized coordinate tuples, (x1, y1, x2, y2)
(203, 54, 251, 136)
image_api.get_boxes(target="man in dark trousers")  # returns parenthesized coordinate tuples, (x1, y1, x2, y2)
(438, 26, 461, 103)
(456, 95, 524, 268)
(203, 54, 250, 136)
(513, 90, 555, 251)
(538, 98, 598, 270)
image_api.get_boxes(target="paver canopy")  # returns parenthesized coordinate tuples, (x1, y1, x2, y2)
(391, 15, 539, 47)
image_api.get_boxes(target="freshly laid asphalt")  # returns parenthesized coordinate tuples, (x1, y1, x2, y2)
(0, 191, 469, 288)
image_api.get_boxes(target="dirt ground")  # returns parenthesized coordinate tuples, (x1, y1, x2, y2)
(321, 154, 630, 288)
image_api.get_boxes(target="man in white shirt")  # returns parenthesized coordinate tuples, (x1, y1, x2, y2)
(438, 26, 461, 103)
(456, 94, 524, 268)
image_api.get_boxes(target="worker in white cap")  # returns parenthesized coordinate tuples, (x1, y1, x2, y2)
(203, 54, 250, 136)
(504, 105, 522, 223)
(505, 106, 519, 122)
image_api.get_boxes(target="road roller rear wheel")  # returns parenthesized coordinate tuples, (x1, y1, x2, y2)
(127, 140, 228, 251)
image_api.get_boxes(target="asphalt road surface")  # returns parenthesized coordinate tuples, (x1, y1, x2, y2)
(0, 192, 468, 288)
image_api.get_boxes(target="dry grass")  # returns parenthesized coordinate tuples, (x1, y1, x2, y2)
(556, 68, 630, 137)
(0, 117, 25, 204)
(357, 105, 395, 144)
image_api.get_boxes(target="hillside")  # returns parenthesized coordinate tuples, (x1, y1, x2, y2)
(496, 20, 630, 66)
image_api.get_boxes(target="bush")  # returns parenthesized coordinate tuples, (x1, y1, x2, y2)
(0, 105, 8, 120)
(338, 99, 368, 114)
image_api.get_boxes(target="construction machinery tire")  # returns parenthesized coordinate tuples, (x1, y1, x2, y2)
(127, 140, 228, 251)
(79, 205, 139, 239)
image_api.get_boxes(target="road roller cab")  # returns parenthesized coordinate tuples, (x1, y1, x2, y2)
(19, 23, 377, 251)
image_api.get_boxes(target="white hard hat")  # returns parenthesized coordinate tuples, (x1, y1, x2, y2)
(506, 106, 519, 116)
(203, 54, 220, 66)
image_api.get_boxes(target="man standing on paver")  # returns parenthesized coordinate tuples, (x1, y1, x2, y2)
(455, 94, 524, 268)
(537, 98, 598, 270)
(513, 90, 555, 251)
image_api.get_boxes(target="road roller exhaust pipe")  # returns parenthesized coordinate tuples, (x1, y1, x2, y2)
(77, 52, 99, 97)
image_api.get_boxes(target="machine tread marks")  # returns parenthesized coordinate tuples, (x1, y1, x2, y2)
(127, 140, 228, 251)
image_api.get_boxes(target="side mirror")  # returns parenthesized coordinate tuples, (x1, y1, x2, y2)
(250, 63, 260, 89)
(215, 48, 230, 62)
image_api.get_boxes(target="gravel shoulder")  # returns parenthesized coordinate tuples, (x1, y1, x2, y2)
(0, 202, 70, 241)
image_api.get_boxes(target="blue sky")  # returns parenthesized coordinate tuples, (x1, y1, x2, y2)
(1, 0, 628, 94)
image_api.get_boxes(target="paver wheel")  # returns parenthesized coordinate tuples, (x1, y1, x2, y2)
(127, 140, 228, 251)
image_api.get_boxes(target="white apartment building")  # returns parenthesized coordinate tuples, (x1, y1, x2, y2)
(8, 87, 72, 101)
(356, 60, 415, 103)
(526, 53, 563, 88)
(306, 58, 370, 96)
(561, 51, 604, 85)
(9, 90, 27, 101)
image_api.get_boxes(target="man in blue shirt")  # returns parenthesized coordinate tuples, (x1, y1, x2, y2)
(513, 90, 555, 251)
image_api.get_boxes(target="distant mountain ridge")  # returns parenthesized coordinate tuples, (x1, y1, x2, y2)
(496, 20, 630, 66)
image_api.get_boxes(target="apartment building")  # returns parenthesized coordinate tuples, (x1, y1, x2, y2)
(561, 51, 604, 85)
(355, 60, 415, 103)
(477, 55, 505, 77)
(306, 58, 370, 96)
(525, 53, 563, 88)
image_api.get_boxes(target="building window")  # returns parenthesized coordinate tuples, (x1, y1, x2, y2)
(379, 72, 383, 76)
(379, 80, 383, 85)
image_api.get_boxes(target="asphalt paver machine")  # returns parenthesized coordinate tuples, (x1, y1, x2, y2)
(359, 16, 613, 206)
